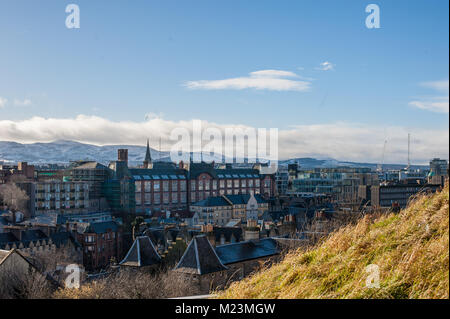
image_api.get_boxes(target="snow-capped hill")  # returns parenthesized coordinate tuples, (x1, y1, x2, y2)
(0, 140, 168, 165)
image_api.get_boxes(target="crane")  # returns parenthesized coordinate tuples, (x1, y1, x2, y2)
(377, 139, 388, 172)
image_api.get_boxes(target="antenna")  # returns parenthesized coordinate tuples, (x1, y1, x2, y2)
(407, 133, 411, 170)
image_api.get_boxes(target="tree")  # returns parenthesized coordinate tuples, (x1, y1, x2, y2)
(0, 183, 29, 215)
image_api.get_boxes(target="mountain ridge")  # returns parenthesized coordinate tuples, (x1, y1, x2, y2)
(0, 140, 429, 169)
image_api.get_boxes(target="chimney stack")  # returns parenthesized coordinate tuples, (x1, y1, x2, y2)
(118, 149, 128, 164)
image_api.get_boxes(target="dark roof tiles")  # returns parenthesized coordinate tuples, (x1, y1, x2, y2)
(120, 236, 161, 267)
(174, 235, 227, 275)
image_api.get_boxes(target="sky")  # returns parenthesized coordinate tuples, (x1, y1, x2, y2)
(0, 0, 448, 164)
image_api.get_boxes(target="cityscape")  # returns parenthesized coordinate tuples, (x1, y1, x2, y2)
(0, 0, 448, 306)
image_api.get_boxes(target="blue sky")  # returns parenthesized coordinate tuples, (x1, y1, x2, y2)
(0, 0, 448, 163)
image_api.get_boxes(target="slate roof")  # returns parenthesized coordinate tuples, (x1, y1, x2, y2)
(120, 236, 162, 267)
(83, 221, 118, 234)
(129, 166, 187, 180)
(192, 196, 232, 207)
(225, 194, 267, 205)
(215, 238, 280, 265)
(188, 163, 261, 180)
(0, 230, 80, 249)
(213, 227, 243, 243)
(174, 235, 227, 275)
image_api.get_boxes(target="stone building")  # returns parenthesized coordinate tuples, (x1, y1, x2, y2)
(74, 220, 123, 271)
(119, 235, 162, 270)
(190, 193, 269, 226)
(173, 235, 287, 294)
(108, 142, 276, 215)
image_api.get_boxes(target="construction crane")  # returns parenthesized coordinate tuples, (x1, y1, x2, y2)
(406, 133, 411, 170)
(377, 139, 388, 172)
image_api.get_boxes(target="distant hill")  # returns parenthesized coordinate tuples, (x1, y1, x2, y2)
(279, 158, 428, 170)
(0, 140, 169, 166)
(0, 140, 428, 170)
(218, 183, 449, 299)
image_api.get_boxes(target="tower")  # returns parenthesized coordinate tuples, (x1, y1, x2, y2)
(143, 139, 153, 169)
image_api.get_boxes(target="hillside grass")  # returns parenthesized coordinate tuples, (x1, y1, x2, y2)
(218, 183, 449, 299)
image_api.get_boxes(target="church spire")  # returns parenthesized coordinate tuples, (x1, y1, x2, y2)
(144, 139, 152, 168)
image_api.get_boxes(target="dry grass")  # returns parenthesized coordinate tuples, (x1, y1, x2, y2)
(53, 269, 200, 299)
(218, 183, 449, 299)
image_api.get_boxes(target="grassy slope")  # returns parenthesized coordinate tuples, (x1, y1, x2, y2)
(218, 184, 449, 299)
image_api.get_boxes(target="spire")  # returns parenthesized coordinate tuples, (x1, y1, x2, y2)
(143, 139, 153, 169)
(145, 139, 152, 163)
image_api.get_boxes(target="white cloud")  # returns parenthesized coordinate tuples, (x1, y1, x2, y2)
(409, 80, 449, 113)
(316, 61, 335, 71)
(409, 97, 449, 114)
(0, 115, 447, 164)
(0, 97, 7, 108)
(421, 80, 449, 93)
(13, 99, 32, 107)
(184, 69, 311, 92)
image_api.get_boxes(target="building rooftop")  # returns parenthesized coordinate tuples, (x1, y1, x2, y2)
(120, 236, 161, 267)
(192, 196, 232, 207)
(174, 235, 227, 275)
(215, 238, 280, 265)
(80, 220, 119, 234)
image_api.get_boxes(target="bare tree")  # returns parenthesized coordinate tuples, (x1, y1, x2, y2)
(0, 183, 29, 216)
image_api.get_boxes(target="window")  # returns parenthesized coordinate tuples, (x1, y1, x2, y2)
(172, 194, 178, 204)
(163, 192, 169, 204)
(191, 181, 196, 191)
(181, 192, 187, 203)
(154, 193, 161, 204)
(85, 235, 95, 243)
(180, 180, 187, 191)
(163, 181, 169, 192)
(227, 180, 232, 188)
(234, 179, 240, 188)
(154, 181, 160, 191)
(198, 180, 204, 191)
(172, 181, 178, 191)
(136, 193, 142, 206)
(248, 179, 253, 187)
(220, 180, 225, 189)
(255, 179, 260, 187)
(144, 193, 151, 205)
(205, 180, 210, 190)
(241, 180, 246, 188)
(212, 180, 217, 190)
(145, 181, 151, 192)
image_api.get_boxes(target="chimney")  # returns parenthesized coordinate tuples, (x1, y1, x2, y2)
(18, 162, 27, 172)
(118, 149, 128, 164)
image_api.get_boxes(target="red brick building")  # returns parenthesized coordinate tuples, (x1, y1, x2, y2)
(74, 220, 123, 271)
